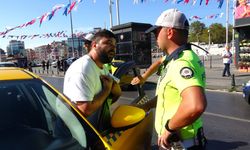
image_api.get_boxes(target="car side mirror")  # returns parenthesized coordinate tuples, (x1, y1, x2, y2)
(111, 105, 145, 128)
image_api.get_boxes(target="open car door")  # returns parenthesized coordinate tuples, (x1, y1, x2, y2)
(97, 61, 154, 150)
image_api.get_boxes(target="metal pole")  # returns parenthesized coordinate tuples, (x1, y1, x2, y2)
(232, 0, 236, 53)
(231, 74, 236, 87)
(69, 0, 75, 58)
(226, 0, 229, 47)
(210, 55, 212, 69)
(115, 0, 120, 25)
(109, 0, 113, 29)
(208, 29, 211, 51)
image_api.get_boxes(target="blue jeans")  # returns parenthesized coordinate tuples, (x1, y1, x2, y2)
(222, 63, 231, 76)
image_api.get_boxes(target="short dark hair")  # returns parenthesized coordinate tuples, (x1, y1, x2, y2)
(172, 28, 189, 45)
(92, 29, 116, 43)
(84, 40, 91, 45)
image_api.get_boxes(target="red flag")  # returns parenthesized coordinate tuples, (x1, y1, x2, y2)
(39, 13, 49, 27)
(68, 1, 77, 14)
(25, 19, 36, 26)
(205, 0, 209, 5)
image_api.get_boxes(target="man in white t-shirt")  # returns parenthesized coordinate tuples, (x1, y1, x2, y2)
(222, 45, 232, 77)
(63, 29, 121, 129)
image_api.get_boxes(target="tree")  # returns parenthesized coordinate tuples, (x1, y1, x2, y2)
(189, 21, 206, 43)
(209, 23, 226, 44)
(199, 28, 210, 44)
(188, 21, 233, 45)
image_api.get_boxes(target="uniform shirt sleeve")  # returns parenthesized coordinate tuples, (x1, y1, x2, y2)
(64, 72, 95, 102)
(171, 60, 204, 94)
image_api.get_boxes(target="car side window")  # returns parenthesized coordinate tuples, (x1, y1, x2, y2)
(31, 80, 107, 150)
(0, 80, 107, 150)
(42, 86, 87, 147)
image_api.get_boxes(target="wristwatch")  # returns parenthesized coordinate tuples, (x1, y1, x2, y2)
(165, 119, 176, 133)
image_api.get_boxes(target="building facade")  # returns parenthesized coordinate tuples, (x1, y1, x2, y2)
(7, 40, 26, 57)
(0, 48, 7, 62)
(67, 37, 84, 58)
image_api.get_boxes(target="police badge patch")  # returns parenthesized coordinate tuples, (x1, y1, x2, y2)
(180, 67, 194, 79)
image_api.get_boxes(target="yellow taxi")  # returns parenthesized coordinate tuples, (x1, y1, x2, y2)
(0, 67, 153, 150)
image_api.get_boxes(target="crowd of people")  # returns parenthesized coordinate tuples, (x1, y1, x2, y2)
(39, 58, 71, 73)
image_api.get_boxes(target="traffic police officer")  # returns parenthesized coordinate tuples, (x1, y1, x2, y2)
(143, 8, 207, 149)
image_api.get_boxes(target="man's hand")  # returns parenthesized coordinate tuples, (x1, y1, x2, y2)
(110, 82, 122, 103)
(100, 75, 113, 93)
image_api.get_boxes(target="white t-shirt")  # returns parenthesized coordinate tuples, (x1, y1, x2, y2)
(63, 55, 109, 128)
(222, 50, 232, 64)
(63, 55, 109, 103)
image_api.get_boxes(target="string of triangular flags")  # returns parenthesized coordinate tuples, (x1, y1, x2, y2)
(0, 0, 83, 36)
(0, 31, 88, 40)
(189, 12, 224, 21)
(0, 0, 225, 37)
(133, 0, 224, 8)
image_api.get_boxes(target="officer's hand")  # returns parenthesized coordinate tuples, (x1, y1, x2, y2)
(158, 129, 171, 149)
(100, 75, 113, 93)
(131, 75, 145, 85)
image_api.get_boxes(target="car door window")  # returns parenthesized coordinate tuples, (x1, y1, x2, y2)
(42, 86, 87, 147)
(0, 79, 107, 150)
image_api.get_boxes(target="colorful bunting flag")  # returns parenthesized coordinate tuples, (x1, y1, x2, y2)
(205, 0, 209, 5)
(192, 0, 197, 5)
(0, 0, 225, 36)
(218, 0, 224, 8)
(199, 0, 203, 5)
(39, 13, 49, 27)
(189, 12, 224, 21)
(0, 31, 93, 40)
(68, 1, 77, 14)
(63, 4, 70, 16)
(177, 0, 184, 4)
(26, 19, 36, 26)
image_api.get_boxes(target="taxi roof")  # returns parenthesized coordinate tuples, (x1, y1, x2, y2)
(0, 67, 37, 80)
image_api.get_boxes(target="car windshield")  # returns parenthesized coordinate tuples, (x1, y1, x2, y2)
(0, 79, 105, 150)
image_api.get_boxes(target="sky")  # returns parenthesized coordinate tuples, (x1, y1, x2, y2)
(0, 0, 234, 51)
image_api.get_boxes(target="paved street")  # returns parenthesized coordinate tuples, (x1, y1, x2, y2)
(34, 54, 250, 149)
(41, 76, 250, 150)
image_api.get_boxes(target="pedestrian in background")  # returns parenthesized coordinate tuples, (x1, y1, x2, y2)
(140, 8, 207, 150)
(42, 60, 46, 71)
(46, 60, 50, 71)
(222, 45, 232, 77)
(57, 59, 61, 72)
(28, 61, 33, 72)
